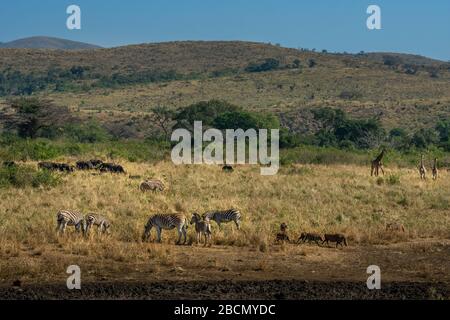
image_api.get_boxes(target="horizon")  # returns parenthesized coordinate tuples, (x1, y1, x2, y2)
(0, 1, 449, 61)
(1, 36, 448, 63)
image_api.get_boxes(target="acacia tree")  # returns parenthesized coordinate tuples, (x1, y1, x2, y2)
(149, 106, 175, 140)
(0, 98, 72, 138)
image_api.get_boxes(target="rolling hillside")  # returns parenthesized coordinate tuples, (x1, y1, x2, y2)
(1, 40, 450, 133)
(0, 36, 101, 50)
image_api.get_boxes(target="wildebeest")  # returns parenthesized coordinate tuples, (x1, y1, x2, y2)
(222, 165, 234, 172)
(322, 234, 348, 248)
(89, 159, 103, 168)
(76, 161, 94, 170)
(99, 163, 125, 174)
(38, 162, 74, 172)
(297, 232, 323, 245)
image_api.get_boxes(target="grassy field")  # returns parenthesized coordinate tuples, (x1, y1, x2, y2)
(0, 160, 449, 286)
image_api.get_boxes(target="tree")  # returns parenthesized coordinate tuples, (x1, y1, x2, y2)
(411, 128, 439, 149)
(0, 98, 72, 138)
(174, 100, 241, 132)
(308, 59, 316, 68)
(149, 106, 175, 140)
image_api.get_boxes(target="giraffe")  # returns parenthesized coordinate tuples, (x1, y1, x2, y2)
(419, 155, 427, 180)
(432, 158, 438, 180)
(371, 149, 385, 177)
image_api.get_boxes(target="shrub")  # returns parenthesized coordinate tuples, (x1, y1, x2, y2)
(245, 58, 280, 73)
(0, 164, 60, 189)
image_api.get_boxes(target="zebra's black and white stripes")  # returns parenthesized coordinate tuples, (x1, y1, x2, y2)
(142, 213, 188, 244)
(190, 213, 212, 246)
(85, 213, 111, 235)
(56, 210, 86, 235)
(202, 209, 242, 230)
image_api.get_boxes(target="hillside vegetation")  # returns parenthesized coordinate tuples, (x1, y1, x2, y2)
(1, 41, 449, 133)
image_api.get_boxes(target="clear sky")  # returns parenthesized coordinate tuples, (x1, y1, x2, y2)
(0, 0, 449, 61)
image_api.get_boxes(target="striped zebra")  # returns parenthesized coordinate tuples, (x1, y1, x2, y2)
(56, 210, 86, 235)
(142, 213, 187, 244)
(85, 213, 111, 235)
(202, 209, 242, 230)
(190, 213, 212, 246)
(140, 180, 165, 192)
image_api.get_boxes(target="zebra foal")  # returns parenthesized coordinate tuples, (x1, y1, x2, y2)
(190, 213, 212, 246)
(85, 213, 111, 235)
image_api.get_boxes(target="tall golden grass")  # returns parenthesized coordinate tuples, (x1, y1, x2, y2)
(1, 160, 449, 243)
(0, 160, 449, 282)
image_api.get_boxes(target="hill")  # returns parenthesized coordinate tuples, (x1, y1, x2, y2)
(0, 41, 449, 132)
(0, 36, 101, 50)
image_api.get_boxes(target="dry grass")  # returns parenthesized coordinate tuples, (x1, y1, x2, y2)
(0, 161, 449, 283)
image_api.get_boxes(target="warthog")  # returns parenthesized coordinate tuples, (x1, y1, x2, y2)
(322, 234, 348, 247)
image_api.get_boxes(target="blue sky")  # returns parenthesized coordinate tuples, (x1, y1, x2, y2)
(0, 0, 449, 60)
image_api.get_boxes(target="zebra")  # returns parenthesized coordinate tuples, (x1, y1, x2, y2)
(56, 210, 86, 235)
(85, 213, 111, 235)
(142, 213, 188, 244)
(190, 213, 212, 246)
(140, 180, 165, 192)
(202, 209, 242, 230)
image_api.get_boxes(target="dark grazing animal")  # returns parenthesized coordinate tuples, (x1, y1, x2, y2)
(99, 163, 125, 174)
(297, 232, 323, 245)
(202, 209, 242, 230)
(190, 213, 212, 246)
(39, 162, 74, 172)
(322, 234, 348, 247)
(58, 163, 74, 172)
(38, 162, 58, 171)
(89, 159, 104, 168)
(222, 165, 234, 172)
(76, 161, 94, 170)
(142, 213, 188, 244)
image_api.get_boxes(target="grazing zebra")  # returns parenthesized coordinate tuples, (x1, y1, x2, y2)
(85, 213, 111, 235)
(202, 209, 242, 230)
(190, 213, 212, 246)
(140, 180, 165, 192)
(56, 210, 86, 235)
(142, 213, 188, 244)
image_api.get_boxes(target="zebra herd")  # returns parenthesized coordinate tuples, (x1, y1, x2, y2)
(56, 208, 242, 246)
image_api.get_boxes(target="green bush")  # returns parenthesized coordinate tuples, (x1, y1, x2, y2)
(0, 164, 60, 189)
